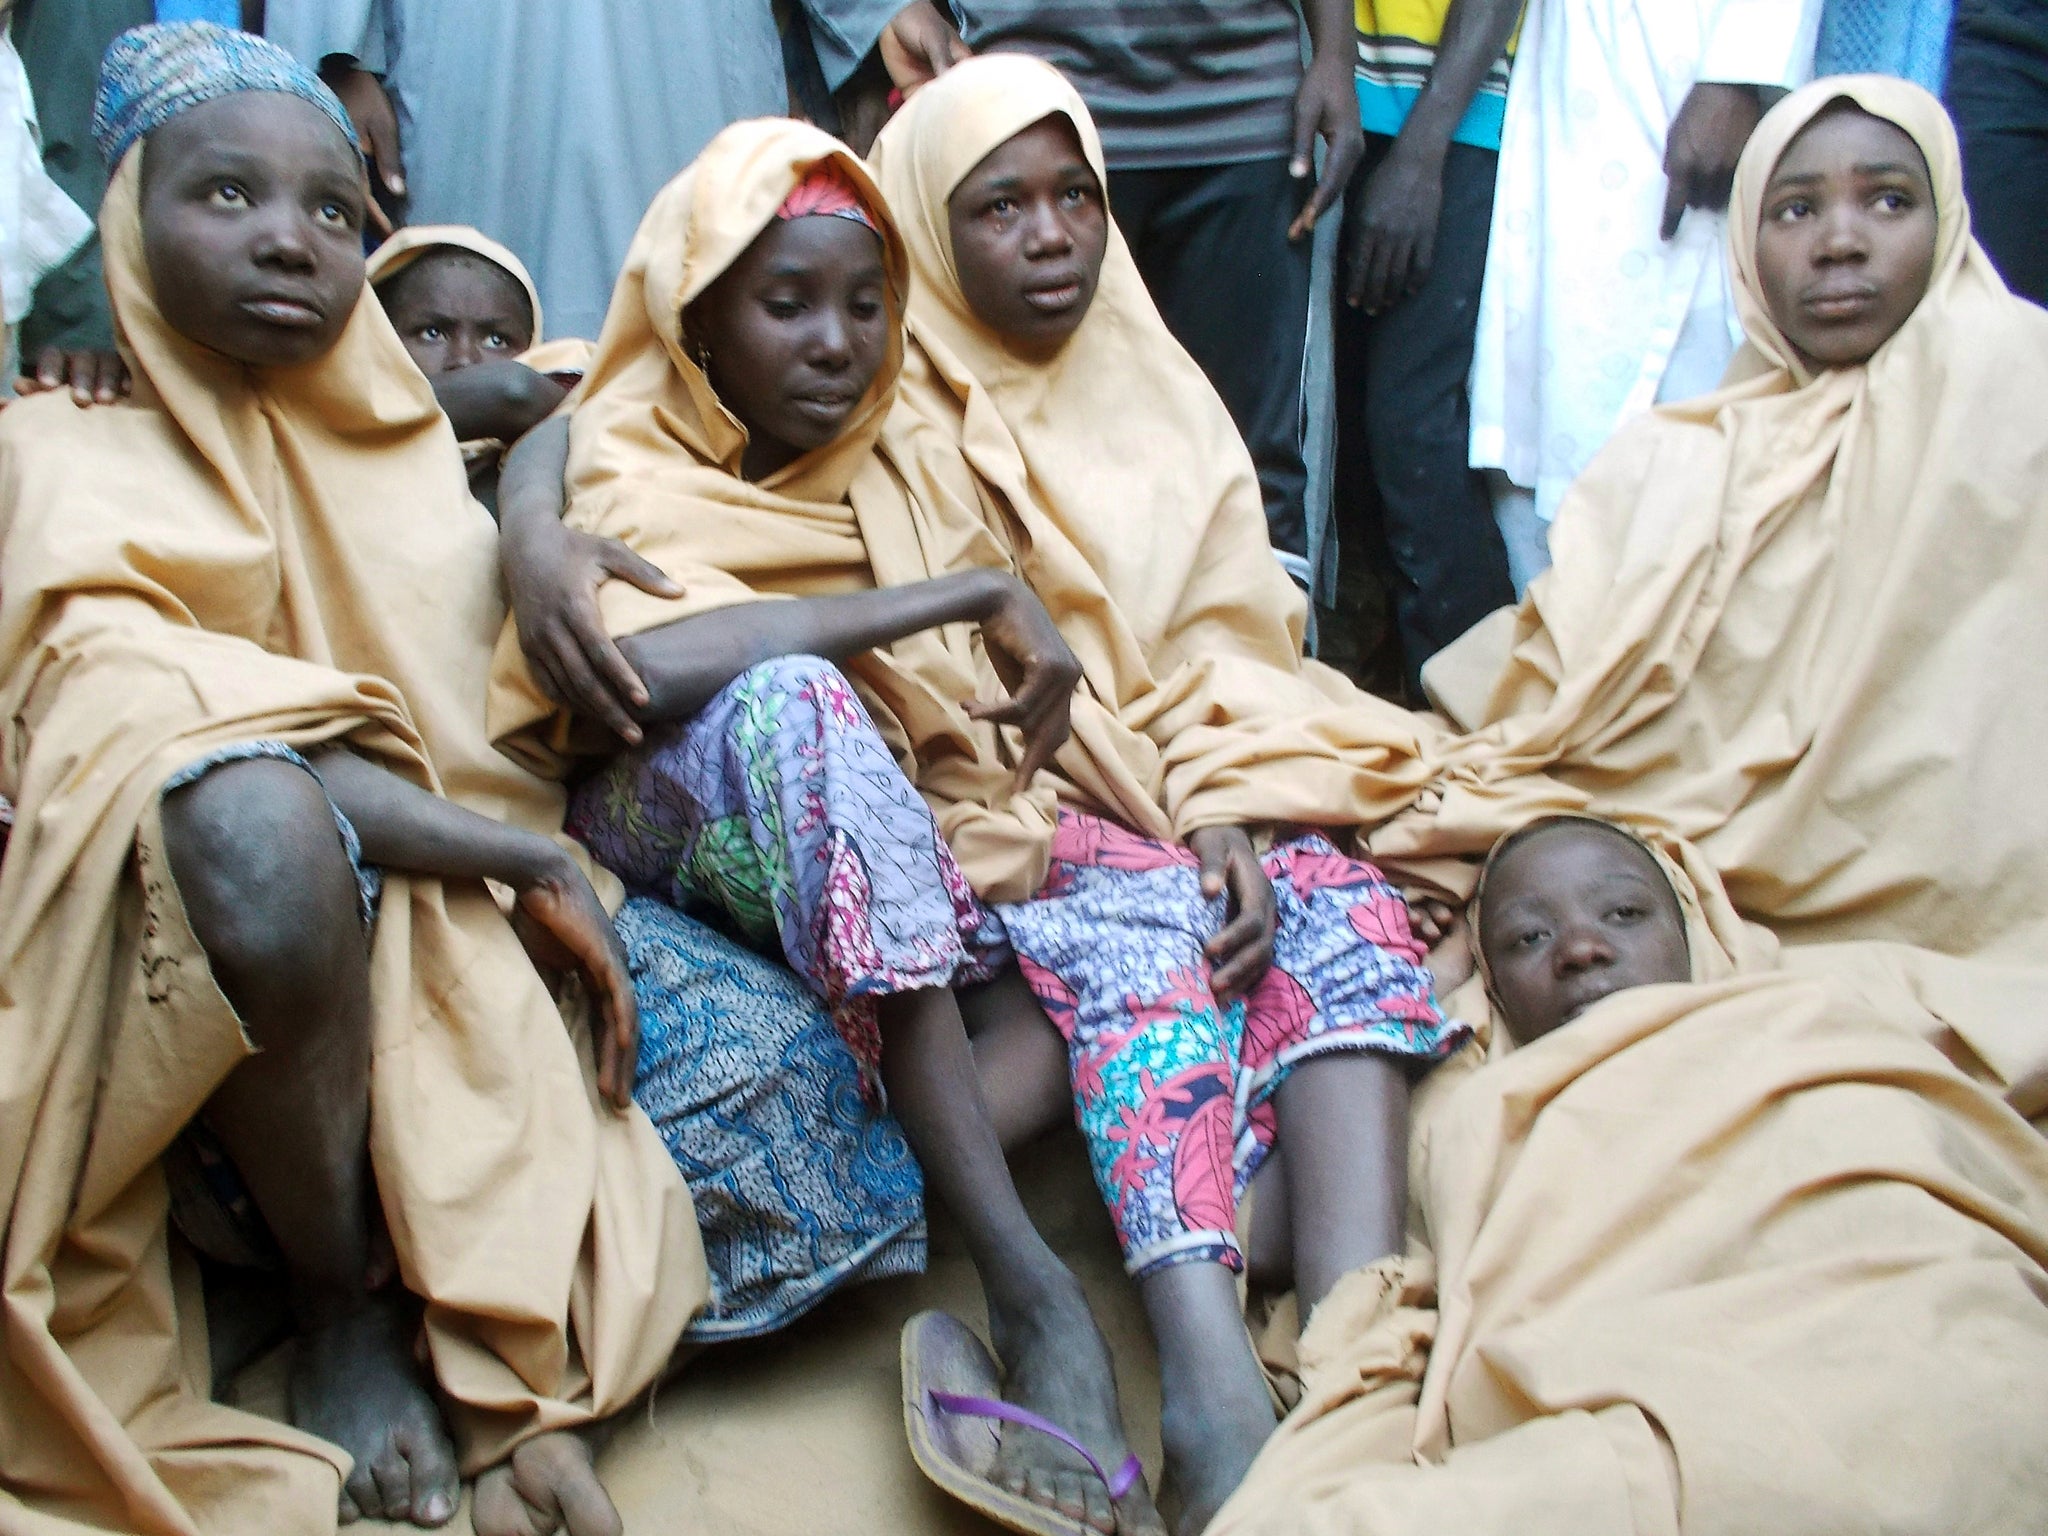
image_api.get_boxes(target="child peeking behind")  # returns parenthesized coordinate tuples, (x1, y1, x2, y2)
(367, 226, 590, 511)
(1418, 816, 1695, 1046)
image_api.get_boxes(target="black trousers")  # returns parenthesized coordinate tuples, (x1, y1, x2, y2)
(1108, 157, 1313, 561)
(1332, 135, 1513, 694)
(1948, 0, 2048, 305)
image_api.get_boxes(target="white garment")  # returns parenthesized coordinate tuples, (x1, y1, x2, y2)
(266, 0, 787, 341)
(0, 31, 89, 331)
(1468, 0, 1821, 524)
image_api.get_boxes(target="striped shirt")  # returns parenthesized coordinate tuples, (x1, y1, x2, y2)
(960, 1, 1308, 171)
(1354, 0, 1514, 150)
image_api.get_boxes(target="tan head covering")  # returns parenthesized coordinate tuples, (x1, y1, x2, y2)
(864, 58, 1439, 849)
(1394, 78, 2048, 1103)
(867, 53, 1308, 670)
(367, 222, 594, 376)
(487, 116, 1081, 897)
(0, 145, 699, 1532)
(488, 117, 1437, 897)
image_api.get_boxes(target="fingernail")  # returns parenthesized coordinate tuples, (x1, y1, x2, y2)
(423, 1494, 451, 1522)
(391, 173, 407, 194)
(1290, 158, 1308, 177)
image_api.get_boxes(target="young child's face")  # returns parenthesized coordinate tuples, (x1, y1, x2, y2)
(1479, 823, 1692, 1043)
(683, 213, 890, 461)
(1754, 104, 1938, 372)
(139, 92, 368, 368)
(946, 114, 1108, 349)
(378, 253, 535, 377)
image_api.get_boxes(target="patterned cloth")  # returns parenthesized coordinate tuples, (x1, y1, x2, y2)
(569, 654, 1009, 1095)
(996, 812, 1467, 1279)
(617, 897, 925, 1340)
(92, 20, 358, 170)
(777, 158, 880, 232)
(154, 741, 924, 1339)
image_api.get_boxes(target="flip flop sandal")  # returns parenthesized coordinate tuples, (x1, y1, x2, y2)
(901, 1309, 1144, 1535)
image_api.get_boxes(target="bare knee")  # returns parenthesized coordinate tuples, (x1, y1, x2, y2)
(160, 757, 363, 997)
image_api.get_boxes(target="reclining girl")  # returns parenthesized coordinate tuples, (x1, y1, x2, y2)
(0, 25, 923, 1536)
(490, 116, 1465, 1536)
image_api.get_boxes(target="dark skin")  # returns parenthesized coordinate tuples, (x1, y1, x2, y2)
(139, 93, 633, 1536)
(1661, 83, 1767, 240)
(375, 251, 567, 512)
(500, 215, 1161, 1533)
(1754, 104, 1938, 373)
(1343, 0, 1524, 314)
(1477, 821, 1693, 1044)
(941, 118, 1410, 1533)
(948, 115, 1110, 351)
(863, 0, 1360, 239)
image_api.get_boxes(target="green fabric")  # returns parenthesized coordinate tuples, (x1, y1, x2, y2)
(12, 0, 152, 356)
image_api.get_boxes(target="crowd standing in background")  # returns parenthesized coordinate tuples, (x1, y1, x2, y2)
(0, 6, 2044, 1536)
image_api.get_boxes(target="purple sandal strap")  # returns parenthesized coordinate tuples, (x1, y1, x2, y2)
(927, 1390, 1144, 1501)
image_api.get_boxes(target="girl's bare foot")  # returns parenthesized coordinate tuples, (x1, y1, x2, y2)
(289, 1290, 459, 1527)
(987, 1273, 1168, 1536)
(472, 1427, 621, 1536)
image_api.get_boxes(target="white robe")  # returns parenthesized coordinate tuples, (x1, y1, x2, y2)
(1468, 0, 1822, 531)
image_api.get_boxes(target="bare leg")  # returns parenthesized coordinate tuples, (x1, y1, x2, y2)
(1274, 1052, 1408, 1315)
(1140, 1263, 1276, 1536)
(163, 760, 458, 1528)
(881, 988, 1165, 1536)
(958, 967, 1073, 1154)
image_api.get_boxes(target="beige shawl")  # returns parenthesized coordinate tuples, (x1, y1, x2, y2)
(367, 222, 596, 377)
(868, 55, 1440, 843)
(1213, 968, 2048, 1535)
(0, 154, 700, 1536)
(488, 118, 1428, 900)
(1370, 78, 2048, 1104)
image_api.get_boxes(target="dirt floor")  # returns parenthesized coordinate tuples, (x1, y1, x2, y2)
(248, 1131, 1161, 1536)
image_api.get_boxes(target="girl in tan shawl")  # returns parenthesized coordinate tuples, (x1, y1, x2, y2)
(368, 225, 595, 512)
(0, 24, 921, 1536)
(490, 107, 1465, 1533)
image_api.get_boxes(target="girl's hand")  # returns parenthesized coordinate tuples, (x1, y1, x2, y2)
(1404, 889, 1457, 947)
(506, 513, 682, 746)
(510, 851, 640, 1112)
(1188, 825, 1278, 1002)
(1423, 912, 1475, 996)
(968, 574, 1084, 791)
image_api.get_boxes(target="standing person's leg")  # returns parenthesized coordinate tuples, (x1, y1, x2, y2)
(1947, 0, 2048, 305)
(1355, 139, 1515, 693)
(570, 656, 1160, 1535)
(1109, 159, 1315, 571)
(160, 753, 459, 1529)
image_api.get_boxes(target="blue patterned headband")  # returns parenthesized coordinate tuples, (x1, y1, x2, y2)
(92, 21, 360, 171)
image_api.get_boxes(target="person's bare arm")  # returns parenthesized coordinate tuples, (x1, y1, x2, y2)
(1288, 0, 1367, 239)
(497, 415, 1083, 787)
(306, 744, 639, 1109)
(429, 361, 568, 443)
(1660, 83, 1764, 238)
(1344, 0, 1522, 311)
(615, 566, 1082, 791)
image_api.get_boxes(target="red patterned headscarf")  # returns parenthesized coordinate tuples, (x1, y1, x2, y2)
(776, 158, 880, 233)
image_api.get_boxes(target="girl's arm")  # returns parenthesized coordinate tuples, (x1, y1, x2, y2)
(430, 360, 569, 444)
(305, 744, 639, 1110)
(497, 417, 1081, 788)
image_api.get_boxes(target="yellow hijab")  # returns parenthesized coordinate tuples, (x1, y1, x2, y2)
(867, 54, 1309, 672)
(0, 148, 698, 1534)
(488, 118, 1437, 898)
(367, 222, 596, 377)
(868, 61, 1440, 854)
(1390, 78, 2048, 1104)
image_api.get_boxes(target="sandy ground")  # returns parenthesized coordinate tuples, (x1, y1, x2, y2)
(245, 1129, 1164, 1536)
